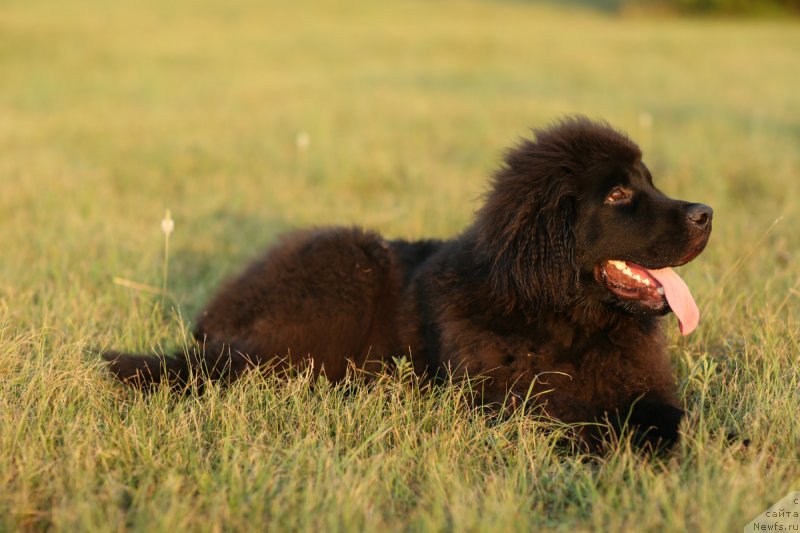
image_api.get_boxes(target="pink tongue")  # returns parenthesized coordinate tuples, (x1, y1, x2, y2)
(646, 267, 699, 336)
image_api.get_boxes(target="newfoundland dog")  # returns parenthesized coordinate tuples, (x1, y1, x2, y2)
(104, 117, 712, 450)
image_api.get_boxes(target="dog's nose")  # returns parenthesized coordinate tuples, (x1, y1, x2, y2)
(686, 203, 713, 229)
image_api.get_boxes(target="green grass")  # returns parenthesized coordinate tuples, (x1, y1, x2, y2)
(1, 0, 799, 530)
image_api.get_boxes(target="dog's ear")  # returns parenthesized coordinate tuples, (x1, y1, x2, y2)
(475, 138, 578, 313)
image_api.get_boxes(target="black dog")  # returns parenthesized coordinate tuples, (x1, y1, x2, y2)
(104, 117, 712, 450)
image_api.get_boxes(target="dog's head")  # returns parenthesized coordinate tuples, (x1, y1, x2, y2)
(475, 117, 712, 334)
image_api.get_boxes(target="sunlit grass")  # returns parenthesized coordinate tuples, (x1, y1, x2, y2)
(0, 0, 798, 530)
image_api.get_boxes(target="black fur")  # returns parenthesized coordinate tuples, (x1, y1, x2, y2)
(103, 117, 713, 451)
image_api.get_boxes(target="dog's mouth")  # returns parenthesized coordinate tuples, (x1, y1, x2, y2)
(595, 260, 699, 336)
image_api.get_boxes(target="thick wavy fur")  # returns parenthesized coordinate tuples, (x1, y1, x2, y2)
(104, 117, 713, 451)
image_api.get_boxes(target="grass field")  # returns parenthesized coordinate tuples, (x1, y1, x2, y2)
(1, 0, 799, 530)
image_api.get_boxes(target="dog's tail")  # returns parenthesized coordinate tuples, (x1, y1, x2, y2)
(101, 338, 259, 390)
(101, 350, 194, 390)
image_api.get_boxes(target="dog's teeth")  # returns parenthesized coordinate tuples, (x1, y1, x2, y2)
(609, 260, 626, 270)
(643, 279, 651, 286)
(657, 287, 665, 295)
(632, 274, 642, 282)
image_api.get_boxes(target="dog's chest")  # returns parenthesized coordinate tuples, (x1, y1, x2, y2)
(439, 315, 662, 409)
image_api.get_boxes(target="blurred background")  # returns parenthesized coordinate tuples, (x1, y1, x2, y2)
(1, 0, 798, 335)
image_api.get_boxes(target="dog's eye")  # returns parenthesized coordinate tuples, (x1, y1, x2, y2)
(605, 187, 632, 205)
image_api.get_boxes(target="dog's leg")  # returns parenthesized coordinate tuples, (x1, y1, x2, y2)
(608, 398, 685, 452)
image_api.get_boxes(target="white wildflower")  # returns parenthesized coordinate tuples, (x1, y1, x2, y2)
(161, 209, 174, 236)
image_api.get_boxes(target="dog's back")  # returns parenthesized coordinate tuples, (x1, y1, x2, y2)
(104, 227, 441, 387)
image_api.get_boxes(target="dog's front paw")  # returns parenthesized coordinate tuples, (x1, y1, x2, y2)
(610, 400, 685, 452)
